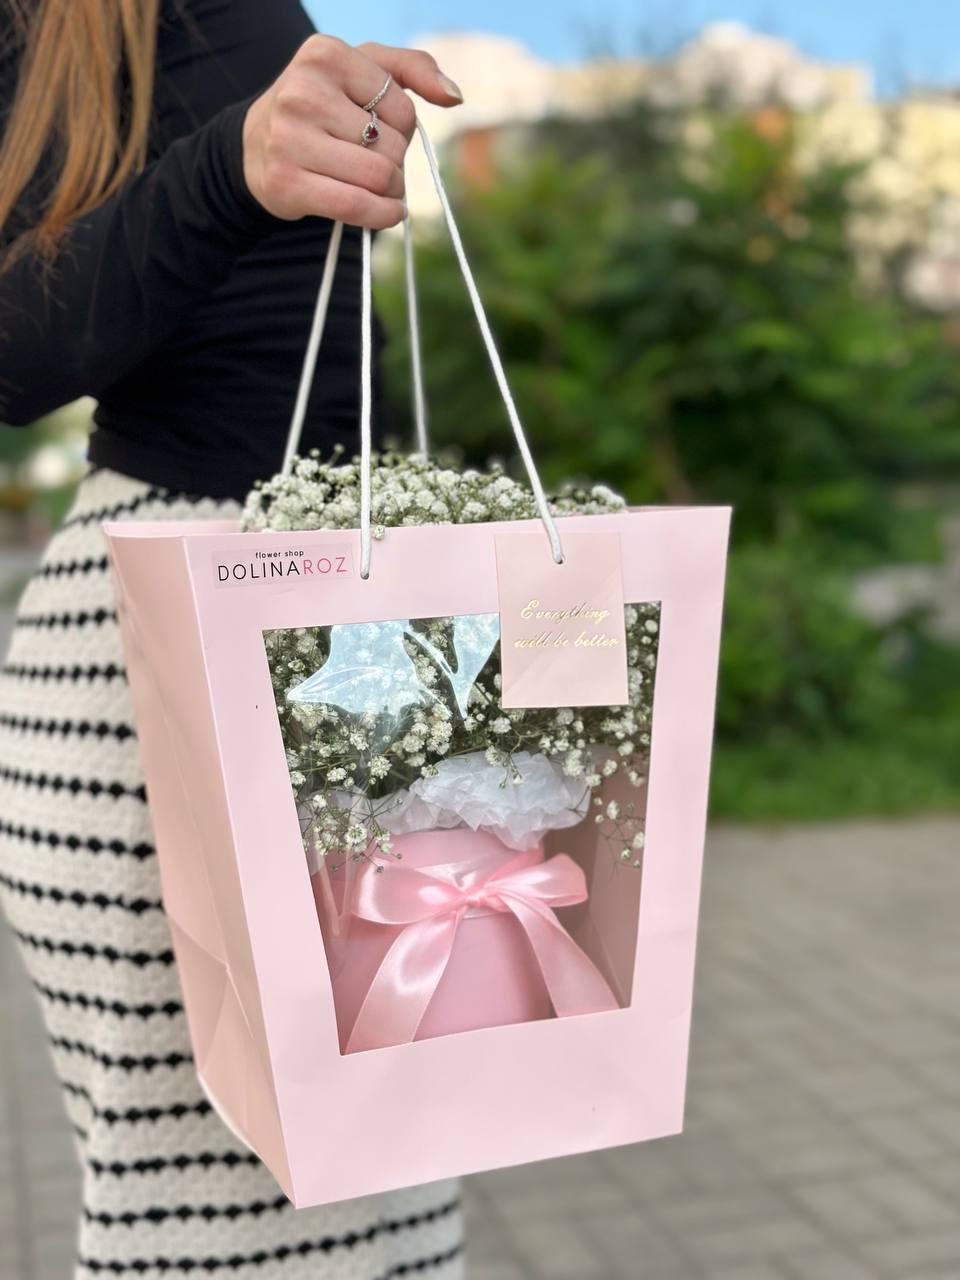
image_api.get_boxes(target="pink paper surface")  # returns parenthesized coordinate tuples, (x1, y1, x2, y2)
(104, 507, 730, 1208)
(496, 529, 628, 708)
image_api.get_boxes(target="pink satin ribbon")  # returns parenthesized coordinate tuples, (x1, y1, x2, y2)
(346, 848, 619, 1053)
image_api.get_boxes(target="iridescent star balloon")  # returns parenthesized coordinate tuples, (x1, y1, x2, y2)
(286, 614, 501, 724)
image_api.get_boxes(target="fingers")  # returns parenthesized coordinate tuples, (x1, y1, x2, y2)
(294, 35, 416, 144)
(269, 65, 408, 165)
(359, 42, 463, 107)
(295, 172, 406, 230)
(296, 134, 405, 200)
(372, 81, 417, 141)
(297, 34, 462, 120)
(296, 35, 395, 111)
(245, 34, 461, 225)
(325, 100, 409, 167)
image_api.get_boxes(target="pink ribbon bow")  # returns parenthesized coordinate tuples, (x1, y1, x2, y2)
(346, 848, 619, 1053)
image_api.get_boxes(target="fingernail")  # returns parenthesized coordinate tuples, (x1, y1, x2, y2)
(437, 72, 463, 102)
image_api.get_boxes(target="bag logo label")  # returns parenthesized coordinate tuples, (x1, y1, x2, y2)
(212, 545, 353, 587)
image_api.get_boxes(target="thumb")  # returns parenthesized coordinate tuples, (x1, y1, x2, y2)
(359, 43, 464, 107)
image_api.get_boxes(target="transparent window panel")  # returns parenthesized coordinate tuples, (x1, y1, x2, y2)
(263, 603, 661, 1051)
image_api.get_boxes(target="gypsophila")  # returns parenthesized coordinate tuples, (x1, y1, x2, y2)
(251, 450, 658, 865)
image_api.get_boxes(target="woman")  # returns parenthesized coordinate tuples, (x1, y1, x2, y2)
(0, 1, 465, 1275)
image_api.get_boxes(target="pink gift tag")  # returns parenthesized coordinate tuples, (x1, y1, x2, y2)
(495, 529, 629, 708)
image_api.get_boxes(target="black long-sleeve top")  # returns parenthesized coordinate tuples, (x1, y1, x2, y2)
(0, 0, 381, 499)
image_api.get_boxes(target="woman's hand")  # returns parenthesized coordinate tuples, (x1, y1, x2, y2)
(242, 36, 462, 229)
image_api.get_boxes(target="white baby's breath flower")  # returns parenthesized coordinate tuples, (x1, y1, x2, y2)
(250, 453, 661, 868)
(345, 824, 368, 850)
(563, 749, 585, 777)
(369, 755, 390, 780)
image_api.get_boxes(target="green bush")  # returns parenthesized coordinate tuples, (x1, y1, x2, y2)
(716, 542, 903, 741)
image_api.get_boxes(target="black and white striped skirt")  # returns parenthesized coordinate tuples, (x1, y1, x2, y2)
(0, 467, 464, 1279)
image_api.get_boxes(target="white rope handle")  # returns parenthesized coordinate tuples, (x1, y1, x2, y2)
(403, 203, 429, 454)
(282, 219, 344, 474)
(359, 225, 373, 577)
(413, 119, 563, 567)
(283, 202, 427, 474)
(282, 116, 564, 577)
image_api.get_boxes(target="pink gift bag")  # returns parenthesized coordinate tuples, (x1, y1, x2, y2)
(103, 122, 730, 1208)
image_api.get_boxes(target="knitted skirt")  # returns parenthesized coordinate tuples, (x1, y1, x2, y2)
(0, 467, 464, 1279)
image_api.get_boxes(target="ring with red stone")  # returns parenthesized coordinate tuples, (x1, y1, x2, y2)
(361, 110, 381, 147)
(360, 74, 391, 146)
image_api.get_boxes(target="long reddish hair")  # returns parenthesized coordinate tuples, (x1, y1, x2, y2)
(0, 0, 159, 265)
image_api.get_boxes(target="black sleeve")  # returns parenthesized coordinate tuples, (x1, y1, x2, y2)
(0, 98, 281, 426)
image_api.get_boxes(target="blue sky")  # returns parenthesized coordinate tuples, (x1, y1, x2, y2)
(305, 1, 960, 94)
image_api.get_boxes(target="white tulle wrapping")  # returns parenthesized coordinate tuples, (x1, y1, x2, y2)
(303, 752, 590, 873)
(386, 751, 590, 846)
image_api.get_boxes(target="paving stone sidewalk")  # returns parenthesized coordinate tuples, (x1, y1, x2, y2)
(2, 817, 958, 1279)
